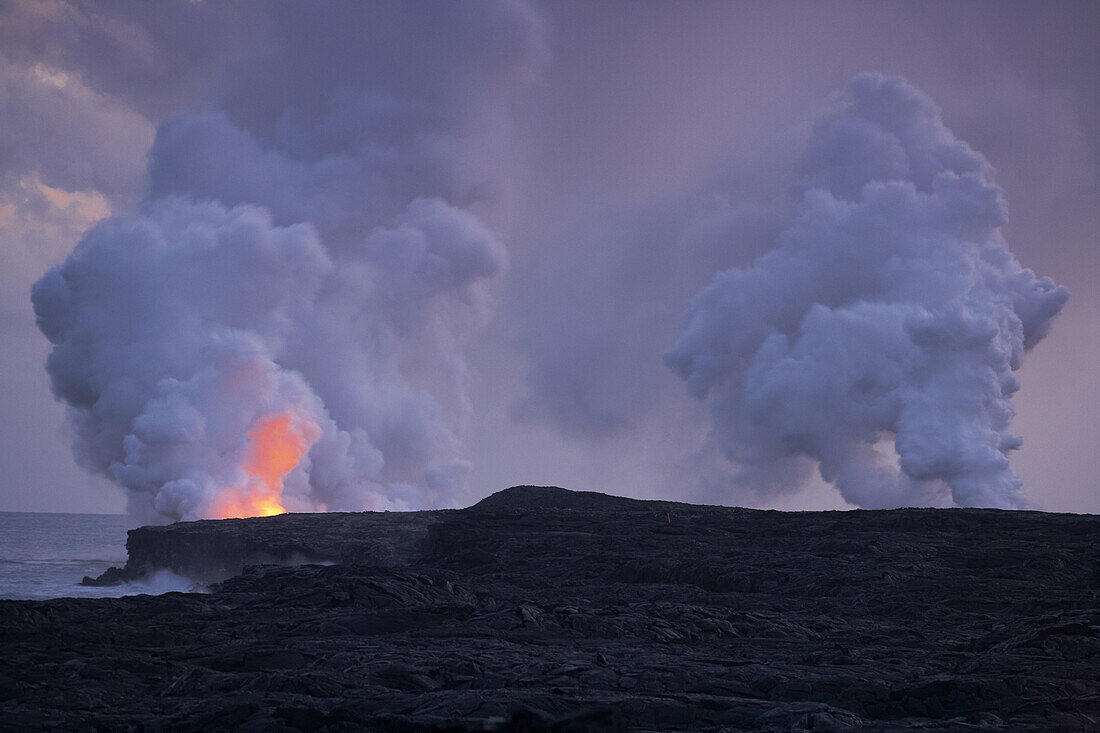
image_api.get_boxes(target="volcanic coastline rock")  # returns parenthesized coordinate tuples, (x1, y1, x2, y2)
(3, 486, 1099, 731)
(81, 507, 455, 585)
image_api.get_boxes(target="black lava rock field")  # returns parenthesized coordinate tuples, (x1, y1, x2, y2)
(2, 486, 1098, 731)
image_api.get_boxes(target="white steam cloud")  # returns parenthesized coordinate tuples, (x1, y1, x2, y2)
(667, 74, 1068, 509)
(32, 197, 504, 521)
(30, 2, 539, 522)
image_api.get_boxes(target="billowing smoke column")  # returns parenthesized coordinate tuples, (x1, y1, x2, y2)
(32, 201, 328, 520)
(30, 2, 540, 522)
(667, 74, 1069, 509)
(32, 196, 505, 521)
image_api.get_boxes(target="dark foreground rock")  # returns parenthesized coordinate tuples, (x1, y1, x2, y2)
(2, 486, 1099, 731)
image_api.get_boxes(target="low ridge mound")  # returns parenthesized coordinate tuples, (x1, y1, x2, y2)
(471, 484, 649, 512)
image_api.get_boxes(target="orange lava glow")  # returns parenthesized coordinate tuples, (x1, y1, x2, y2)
(211, 412, 320, 519)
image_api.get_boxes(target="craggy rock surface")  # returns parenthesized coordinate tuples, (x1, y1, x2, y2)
(2, 486, 1099, 731)
(81, 507, 456, 585)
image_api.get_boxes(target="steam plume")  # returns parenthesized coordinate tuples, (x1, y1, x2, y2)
(31, 2, 540, 521)
(667, 74, 1068, 509)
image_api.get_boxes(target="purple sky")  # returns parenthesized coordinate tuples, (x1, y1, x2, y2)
(1, 1, 1096, 518)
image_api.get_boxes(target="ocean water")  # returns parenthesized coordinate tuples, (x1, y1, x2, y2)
(0, 511, 199, 600)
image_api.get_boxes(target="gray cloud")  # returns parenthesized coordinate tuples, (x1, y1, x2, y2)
(2, 1, 1096, 517)
(513, 198, 782, 437)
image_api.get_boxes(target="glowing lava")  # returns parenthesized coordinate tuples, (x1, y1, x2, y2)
(211, 412, 320, 519)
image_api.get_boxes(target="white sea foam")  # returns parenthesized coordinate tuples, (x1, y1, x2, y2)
(0, 511, 205, 600)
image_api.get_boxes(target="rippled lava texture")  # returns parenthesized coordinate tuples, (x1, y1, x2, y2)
(2, 486, 1098, 731)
